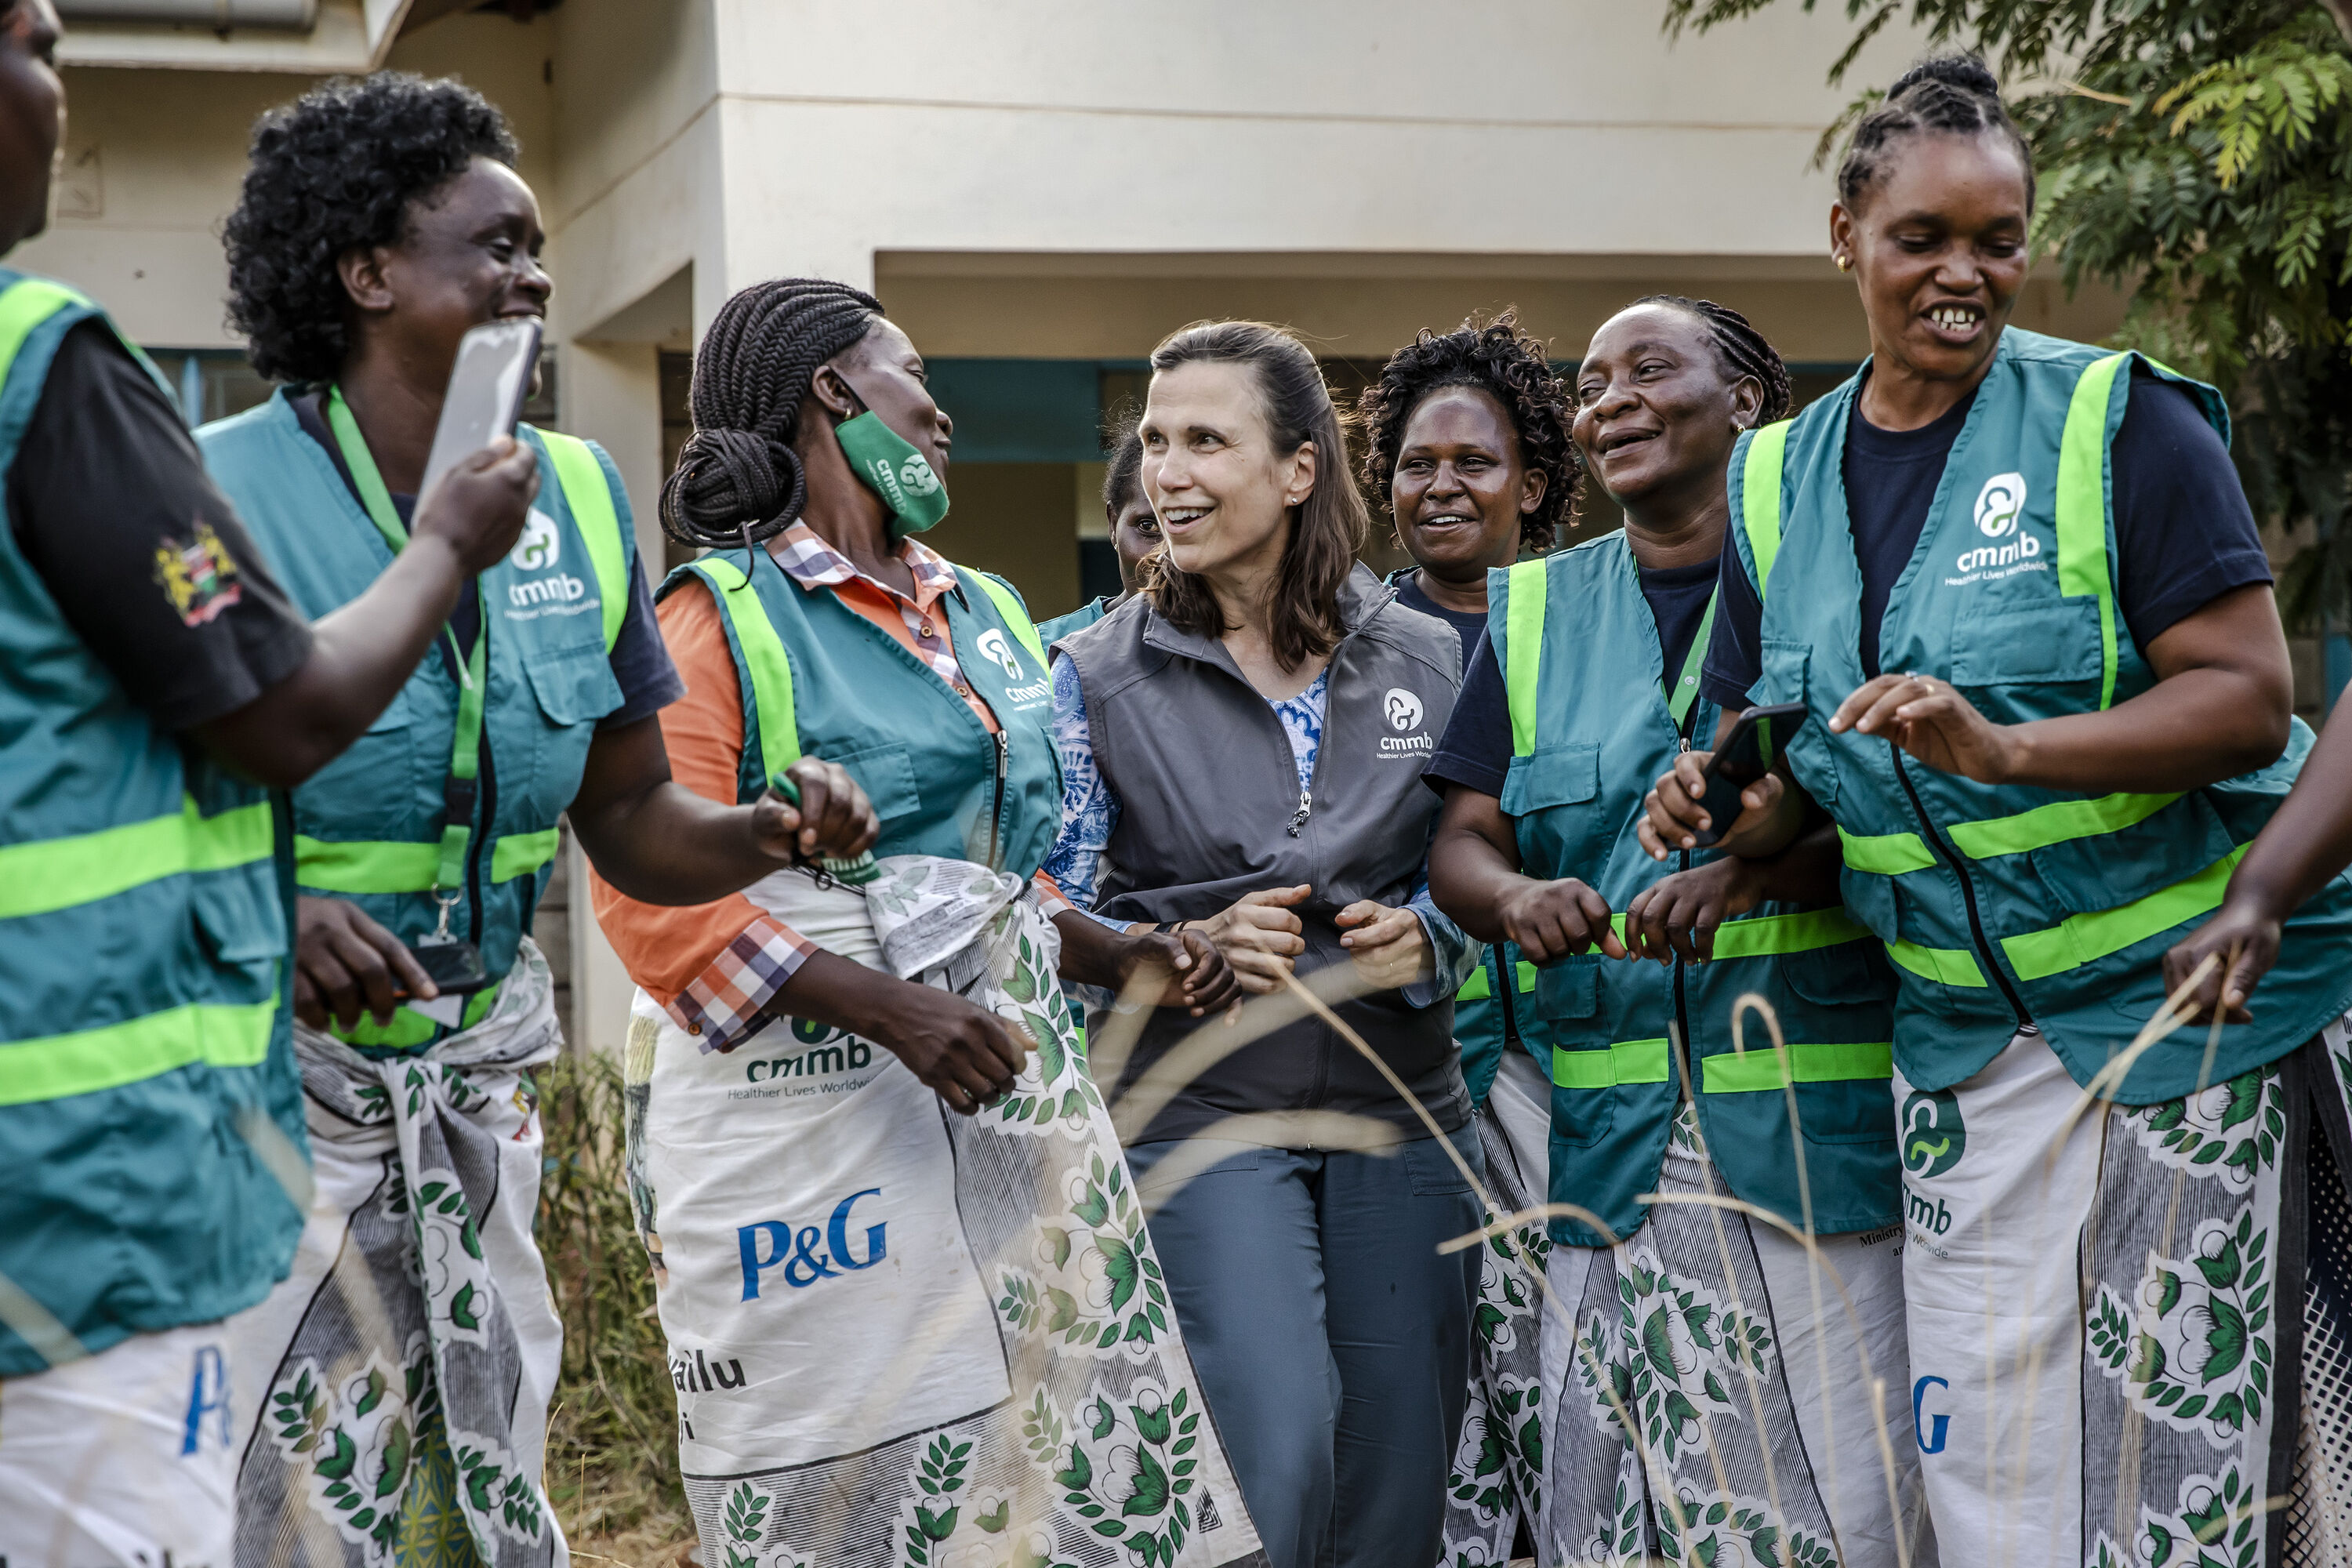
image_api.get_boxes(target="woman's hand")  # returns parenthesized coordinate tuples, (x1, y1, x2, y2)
(1116, 927, 1244, 1017)
(1497, 877, 1626, 965)
(1622, 856, 1768, 965)
(293, 896, 436, 1030)
(753, 757, 880, 865)
(844, 968, 1033, 1116)
(1192, 884, 1312, 994)
(408, 437, 543, 577)
(1638, 750, 1797, 861)
(1830, 673, 2020, 784)
(1335, 901, 1431, 990)
(2162, 898, 2284, 1026)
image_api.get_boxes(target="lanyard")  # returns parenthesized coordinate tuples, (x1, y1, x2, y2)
(1665, 588, 1719, 739)
(326, 387, 487, 914)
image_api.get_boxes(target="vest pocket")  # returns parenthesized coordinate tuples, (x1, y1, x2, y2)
(523, 642, 624, 728)
(2020, 790, 2235, 919)
(1773, 942, 1900, 1147)
(1946, 601, 2104, 712)
(832, 742, 923, 826)
(1501, 743, 1609, 885)
(1530, 960, 1613, 1149)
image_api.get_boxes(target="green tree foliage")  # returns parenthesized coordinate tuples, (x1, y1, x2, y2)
(1664, 0, 2352, 630)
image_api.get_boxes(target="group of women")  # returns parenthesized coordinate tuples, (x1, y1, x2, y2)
(13, 18, 2352, 1568)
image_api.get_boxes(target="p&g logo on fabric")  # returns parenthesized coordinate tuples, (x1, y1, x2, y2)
(738, 1188, 887, 1298)
(976, 628, 1025, 681)
(510, 507, 561, 571)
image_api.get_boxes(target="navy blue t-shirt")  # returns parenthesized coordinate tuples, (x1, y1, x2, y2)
(1390, 567, 1490, 670)
(1701, 365, 2272, 710)
(1425, 550, 1722, 800)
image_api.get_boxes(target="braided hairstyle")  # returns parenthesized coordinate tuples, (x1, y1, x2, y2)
(1838, 51, 2035, 214)
(1357, 310, 1581, 554)
(659, 278, 884, 551)
(1628, 295, 1792, 426)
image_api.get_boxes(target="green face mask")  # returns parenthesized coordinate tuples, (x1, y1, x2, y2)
(837, 411, 949, 537)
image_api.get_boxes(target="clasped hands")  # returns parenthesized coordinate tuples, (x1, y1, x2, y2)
(1171, 884, 1434, 997)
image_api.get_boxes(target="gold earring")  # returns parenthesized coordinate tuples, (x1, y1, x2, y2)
(1835, 254, 1853, 272)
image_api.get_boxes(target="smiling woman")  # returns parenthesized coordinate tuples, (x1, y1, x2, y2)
(1045, 318, 1485, 1568)
(194, 74, 884, 1564)
(1635, 49, 2352, 1568)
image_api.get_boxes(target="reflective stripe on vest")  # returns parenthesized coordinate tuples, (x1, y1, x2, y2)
(964, 569, 1050, 670)
(690, 555, 804, 781)
(0, 1000, 278, 1107)
(1602, 906, 1872, 960)
(1458, 958, 1537, 1003)
(1551, 1037, 1893, 1092)
(539, 430, 630, 654)
(0, 796, 273, 920)
(1738, 419, 1791, 594)
(1504, 557, 1547, 757)
(1751, 354, 2220, 987)
(289, 431, 629, 899)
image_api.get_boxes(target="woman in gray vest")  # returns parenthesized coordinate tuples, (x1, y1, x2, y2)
(1047, 319, 1483, 1568)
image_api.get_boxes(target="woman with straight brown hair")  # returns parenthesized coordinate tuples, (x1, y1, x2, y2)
(1044, 319, 1483, 1568)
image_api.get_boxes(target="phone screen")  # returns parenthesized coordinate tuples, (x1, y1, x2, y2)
(419, 318, 543, 501)
(1691, 702, 1808, 847)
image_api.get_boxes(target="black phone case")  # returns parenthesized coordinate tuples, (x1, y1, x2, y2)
(405, 939, 495, 996)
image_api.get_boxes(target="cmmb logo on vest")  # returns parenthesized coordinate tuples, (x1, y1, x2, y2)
(1946, 471, 2045, 586)
(505, 506, 595, 618)
(1380, 687, 1431, 758)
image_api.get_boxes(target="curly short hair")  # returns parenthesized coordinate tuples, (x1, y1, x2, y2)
(223, 73, 519, 384)
(1356, 310, 1581, 555)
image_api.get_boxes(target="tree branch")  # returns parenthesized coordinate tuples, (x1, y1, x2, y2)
(2323, 0, 2352, 47)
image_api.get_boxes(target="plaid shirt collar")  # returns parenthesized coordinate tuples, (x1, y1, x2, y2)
(768, 521, 962, 610)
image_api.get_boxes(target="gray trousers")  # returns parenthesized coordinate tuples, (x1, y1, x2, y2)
(1125, 1127, 1484, 1568)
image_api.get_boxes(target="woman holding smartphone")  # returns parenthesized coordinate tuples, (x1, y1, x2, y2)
(1047, 320, 1483, 1568)
(1425, 296, 1917, 1568)
(1642, 53, 2352, 1566)
(197, 75, 877, 1560)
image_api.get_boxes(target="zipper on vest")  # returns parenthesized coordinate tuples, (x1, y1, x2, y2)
(1890, 751, 2031, 1029)
(1671, 840, 1692, 1105)
(985, 731, 1009, 869)
(1286, 788, 1312, 837)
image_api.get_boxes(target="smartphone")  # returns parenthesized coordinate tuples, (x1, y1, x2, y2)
(1691, 701, 1809, 848)
(419, 318, 543, 501)
(401, 938, 495, 998)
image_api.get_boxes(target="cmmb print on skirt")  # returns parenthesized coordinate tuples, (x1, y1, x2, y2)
(626, 856, 1269, 1568)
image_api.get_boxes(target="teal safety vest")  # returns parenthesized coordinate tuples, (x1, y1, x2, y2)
(198, 390, 634, 1051)
(1733, 327, 2352, 1100)
(1454, 944, 1537, 1106)
(0, 271, 304, 1374)
(1038, 594, 1112, 653)
(1491, 538, 1901, 1247)
(674, 546, 1062, 877)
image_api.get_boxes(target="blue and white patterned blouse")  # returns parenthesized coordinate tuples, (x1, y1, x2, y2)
(1044, 655, 1476, 1007)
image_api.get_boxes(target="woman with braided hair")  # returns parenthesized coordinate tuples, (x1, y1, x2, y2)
(196, 75, 880, 1564)
(590, 278, 1263, 1568)
(1641, 49, 2352, 1566)
(1430, 296, 1926, 1566)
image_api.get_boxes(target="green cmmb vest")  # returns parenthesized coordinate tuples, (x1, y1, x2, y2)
(198, 390, 635, 1051)
(1491, 539, 1901, 1248)
(673, 546, 1062, 877)
(0, 271, 305, 1374)
(1733, 327, 2352, 1101)
(1454, 944, 1537, 1106)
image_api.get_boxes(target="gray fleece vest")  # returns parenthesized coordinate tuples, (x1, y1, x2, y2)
(1061, 564, 1467, 1145)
